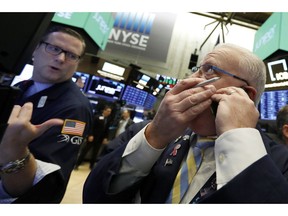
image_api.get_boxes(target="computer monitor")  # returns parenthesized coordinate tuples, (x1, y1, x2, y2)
(121, 85, 148, 107)
(72, 71, 91, 92)
(144, 93, 157, 109)
(86, 75, 125, 101)
(156, 74, 178, 90)
(127, 69, 160, 94)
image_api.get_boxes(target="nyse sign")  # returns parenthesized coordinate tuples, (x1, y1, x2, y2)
(105, 12, 177, 62)
(109, 29, 149, 50)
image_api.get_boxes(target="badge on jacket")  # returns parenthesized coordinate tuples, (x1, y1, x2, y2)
(61, 119, 86, 136)
(37, 96, 48, 108)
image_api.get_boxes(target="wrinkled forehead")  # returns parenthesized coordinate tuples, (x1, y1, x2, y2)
(203, 47, 240, 69)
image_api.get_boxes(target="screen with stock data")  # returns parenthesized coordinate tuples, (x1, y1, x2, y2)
(259, 90, 288, 120)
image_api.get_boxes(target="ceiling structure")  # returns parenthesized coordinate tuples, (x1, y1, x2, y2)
(190, 12, 272, 50)
(192, 12, 272, 30)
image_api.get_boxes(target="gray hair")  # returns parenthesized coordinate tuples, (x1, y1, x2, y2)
(214, 43, 266, 106)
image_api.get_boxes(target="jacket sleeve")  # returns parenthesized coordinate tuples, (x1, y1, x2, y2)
(16, 102, 93, 203)
(83, 121, 150, 203)
(201, 127, 288, 203)
(12, 171, 65, 203)
(201, 155, 288, 203)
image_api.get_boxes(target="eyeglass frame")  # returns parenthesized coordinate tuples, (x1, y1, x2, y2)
(40, 41, 82, 62)
(191, 64, 249, 86)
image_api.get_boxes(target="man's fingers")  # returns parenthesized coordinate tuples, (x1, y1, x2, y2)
(7, 105, 22, 123)
(35, 119, 64, 135)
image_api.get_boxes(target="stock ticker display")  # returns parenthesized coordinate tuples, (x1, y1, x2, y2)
(260, 90, 288, 120)
(122, 85, 148, 106)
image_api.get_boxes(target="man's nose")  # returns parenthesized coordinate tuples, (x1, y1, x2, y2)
(55, 52, 66, 62)
(193, 70, 206, 79)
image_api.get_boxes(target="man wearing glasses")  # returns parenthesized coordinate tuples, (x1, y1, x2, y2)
(83, 43, 288, 203)
(0, 26, 93, 203)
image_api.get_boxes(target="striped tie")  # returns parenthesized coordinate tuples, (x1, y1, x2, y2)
(166, 135, 215, 203)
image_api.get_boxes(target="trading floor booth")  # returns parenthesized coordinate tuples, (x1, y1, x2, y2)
(253, 12, 288, 142)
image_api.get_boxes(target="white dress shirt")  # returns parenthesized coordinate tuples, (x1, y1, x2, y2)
(110, 125, 267, 203)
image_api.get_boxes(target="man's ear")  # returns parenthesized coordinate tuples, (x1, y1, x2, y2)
(242, 86, 257, 101)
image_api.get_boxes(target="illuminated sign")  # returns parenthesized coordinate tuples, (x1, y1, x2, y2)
(267, 59, 288, 82)
(84, 13, 114, 50)
(253, 12, 288, 60)
(95, 85, 119, 95)
(105, 12, 177, 62)
(109, 12, 155, 50)
(102, 62, 125, 76)
(52, 12, 114, 50)
(86, 75, 125, 100)
(264, 54, 288, 90)
(52, 12, 89, 28)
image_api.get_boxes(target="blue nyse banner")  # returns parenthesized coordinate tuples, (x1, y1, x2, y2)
(105, 12, 177, 62)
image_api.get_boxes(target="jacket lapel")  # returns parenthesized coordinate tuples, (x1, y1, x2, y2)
(140, 128, 194, 203)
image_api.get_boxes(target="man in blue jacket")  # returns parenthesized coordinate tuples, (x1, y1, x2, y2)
(0, 25, 93, 203)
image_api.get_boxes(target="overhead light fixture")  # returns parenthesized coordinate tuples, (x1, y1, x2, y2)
(97, 70, 124, 81)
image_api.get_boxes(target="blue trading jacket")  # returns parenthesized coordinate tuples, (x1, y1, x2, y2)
(13, 79, 93, 203)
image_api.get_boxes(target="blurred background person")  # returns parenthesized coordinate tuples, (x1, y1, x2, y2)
(96, 109, 135, 160)
(276, 105, 288, 147)
(143, 109, 156, 120)
(74, 75, 85, 89)
(114, 109, 135, 137)
(74, 105, 112, 170)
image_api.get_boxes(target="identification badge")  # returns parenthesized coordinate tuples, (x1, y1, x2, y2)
(37, 96, 47, 108)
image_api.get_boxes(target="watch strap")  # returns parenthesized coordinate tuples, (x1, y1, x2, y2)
(0, 151, 31, 174)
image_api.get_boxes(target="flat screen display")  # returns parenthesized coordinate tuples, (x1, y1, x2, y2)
(259, 90, 288, 120)
(128, 69, 160, 94)
(72, 71, 91, 92)
(86, 75, 125, 101)
(122, 85, 148, 106)
(144, 93, 157, 109)
(156, 74, 178, 90)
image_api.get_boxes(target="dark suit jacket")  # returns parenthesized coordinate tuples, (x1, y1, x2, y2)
(124, 118, 135, 130)
(91, 114, 111, 144)
(83, 121, 288, 203)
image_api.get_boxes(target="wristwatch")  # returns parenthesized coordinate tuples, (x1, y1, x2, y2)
(0, 151, 31, 174)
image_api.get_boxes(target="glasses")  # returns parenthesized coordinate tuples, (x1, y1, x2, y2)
(191, 64, 249, 86)
(40, 41, 81, 63)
